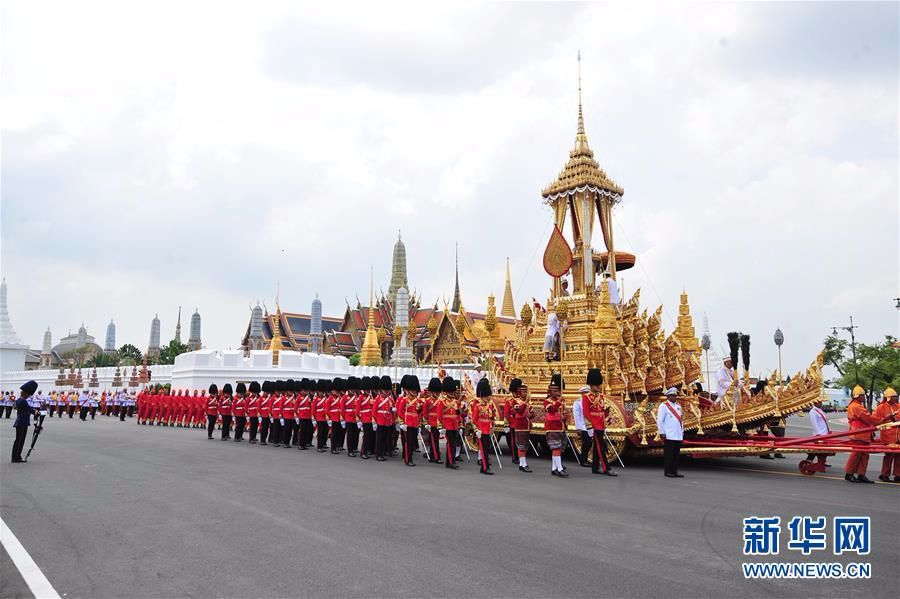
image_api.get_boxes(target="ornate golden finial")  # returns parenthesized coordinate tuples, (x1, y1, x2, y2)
(674, 289, 700, 355)
(455, 304, 468, 337)
(268, 282, 284, 365)
(484, 294, 498, 336)
(359, 266, 382, 366)
(576, 49, 586, 143)
(426, 311, 438, 342)
(592, 280, 622, 345)
(520, 301, 533, 327)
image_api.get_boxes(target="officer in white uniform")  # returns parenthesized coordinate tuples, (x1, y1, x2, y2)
(656, 387, 684, 478)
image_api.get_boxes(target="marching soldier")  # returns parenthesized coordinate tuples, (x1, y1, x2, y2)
(656, 387, 684, 478)
(423, 378, 443, 464)
(502, 388, 518, 464)
(328, 378, 345, 454)
(297, 379, 314, 450)
(844, 385, 879, 483)
(508, 378, 534, 472)
(439, 376, 461, 470)
(314, 379, 331, 452)
(232, 383, 247, 441)
(374, 376, 394, 461)
(281, 380, 296, 448)
(11, 381, 38, 463)
(271, 380, 284, 447)
(473, 378, 498, 475)
(874, 387, 899, 482)
(544, 373, 569, 477)
(205, 384, 219, 440)
(399, 375, 423, 466)
(357, 377, 375, 458)
(259, 381, 273, 445)
(219, 384, 233, 441)
(343, 377, 361, 457)
(290, 380, 304, 448)
(247, 382, 260, 443)
(582, 368, 616, 476)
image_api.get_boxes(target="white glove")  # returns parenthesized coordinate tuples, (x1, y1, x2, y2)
(295, 418, 299, 425)
(401, 424, 407, 432)
(503, 427, 510, 433)
(391, 407, 397, 413)
(475, 430, 482, 439)
(373, 423, 378, 430)
(439, 428, 445, 435)
(425, 424, 432, 431)
(327, 420, 332, 426)
(341, 422, 346, 429)
(280, 418, 284, 425)
(356, 421, 362, 428)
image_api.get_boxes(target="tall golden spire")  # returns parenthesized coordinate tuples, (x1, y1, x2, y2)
(501, 257, 516, 318)
(575, 49, 588, 151)
(359, 266, 382, 366)
(268, 282, 284, 365)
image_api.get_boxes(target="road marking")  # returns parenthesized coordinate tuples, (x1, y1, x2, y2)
(716, 464, 896, 484)
(0, 516, 61, 599)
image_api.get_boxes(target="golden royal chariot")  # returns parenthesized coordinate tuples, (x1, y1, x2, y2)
(461, 91, 832, 467)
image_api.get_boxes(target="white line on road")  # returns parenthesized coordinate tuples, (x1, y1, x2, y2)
(0, 516, 61, 599)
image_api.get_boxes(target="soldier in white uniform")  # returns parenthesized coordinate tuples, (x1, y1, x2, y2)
(656, 387, 684, 478)
(716, 357, 743, 405)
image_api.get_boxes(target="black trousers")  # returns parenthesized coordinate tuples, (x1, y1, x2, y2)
(127, 405, 134, 417)
(271, 419, 282, 445)
(589, 430, 610, 473)
(331, 423, 345, 453)
(403, 427, 418, 464)
(479, 434, 491, 472)
(4, 405, 12, 418)
(578, 430, 592, 465)
(90, 406, 97, 419)
(260, 417, 270, 443)
(249, 417, 259, 442)
(505, 427, 519, 462)
(221, 415, 233, 439)
(300, 419, 313, 447)
(281, 420, 295, 446)
(663, 439, 682, 475)
(445, 429, 458, 467)
(68, 405, 75, 418)
(11, 426, 28, 461)
(234, 416, 246, 440)
(79, 406, 89, 420)
(119, 407, 126, 421)
(375, 425, 390, 458)
(291, 420, 301, 446)
(361, 422, 375, 455)
(206, 415, 216, 438)
(345, 422, 360, 454)
(316, 420, 329, 449)
(425, 427, 441, 461)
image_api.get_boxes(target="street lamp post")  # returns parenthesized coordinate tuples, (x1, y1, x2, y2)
(831, 315, 859, 386)
(701, 333, 711, 398)
(773, 328, 784, 388)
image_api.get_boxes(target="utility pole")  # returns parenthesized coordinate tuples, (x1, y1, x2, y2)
(831, 315, 860, 388)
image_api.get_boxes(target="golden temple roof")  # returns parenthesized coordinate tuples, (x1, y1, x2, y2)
(542, 69, 624, 200)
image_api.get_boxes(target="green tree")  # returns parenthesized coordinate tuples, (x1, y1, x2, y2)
(349, 352, 361, 366)
(62, 345, 97, 368)
(824, 334, 900, 409)
(157, 339, 190, 365)
(87, 351, 120, 367)
(118, 344, 143, 365)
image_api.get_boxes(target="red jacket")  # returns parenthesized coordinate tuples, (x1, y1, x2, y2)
(440, 397, 460, 429)
(313, 395, 328, 421)
(543, 398, 564, 432)
(218, 396, 232, 416)
(271, 395, 283, 418)
(259, 394, 271, 418)
(282, 395, 296, 419)
(206, 395, 219, 416)
(402, 395, 423, 427)
(247, 394, 260, 417)
(374, 394, 394, 426)
(232, 395, 246, 417)
(357, 394, 373, 423)
(473, 400, 496, 434)
(581, 393, 607, 430)
(424, 395, 441, 427)
(508, 397, 531, 429)
(296, 394, 312, 419)
(326, 394, 343, 421)
(342, 393, 358, 422)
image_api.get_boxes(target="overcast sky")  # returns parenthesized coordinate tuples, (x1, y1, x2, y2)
(2, 1, 897, 377)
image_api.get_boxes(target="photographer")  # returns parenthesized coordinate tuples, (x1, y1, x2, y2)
(11, 380, 38, 463)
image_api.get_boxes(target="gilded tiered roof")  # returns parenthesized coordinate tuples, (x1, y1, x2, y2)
(542, 91, 623, 200)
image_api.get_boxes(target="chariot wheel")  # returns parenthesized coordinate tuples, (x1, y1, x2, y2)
(798, 459, 816, 475)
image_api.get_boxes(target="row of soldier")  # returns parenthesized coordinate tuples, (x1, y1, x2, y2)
(1, 389, 137, 422)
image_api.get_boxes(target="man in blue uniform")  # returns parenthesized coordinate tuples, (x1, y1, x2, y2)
(12, 380, 38, 463)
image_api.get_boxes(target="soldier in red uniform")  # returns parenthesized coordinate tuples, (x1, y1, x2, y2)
(422, 378, 443, 464)
(259, 381, 273, 445)
(247, 381, 261, 444)
(508, 378, 534, 473)
(399, 375, 423, 466)
(232, 383, 247, 442)
(373, 377, 394, 461)
(328, 378, 346, 454)
(294, 379, 311, 450)
(205, 384, 219, 440)
(502, 387, 518, 465)
(439, 376, 461, 470)
(472, 378, 498, 475)
(544, 373, 569, 477)
(314, 379, 330, 452)
(357, 377, 375, 458)
(219, 384, 233, 441)
(582, 368, 616, 476)
(270, 380, 283, 447)
(343, 377, 361, 457)
(281, 380, 297, 448)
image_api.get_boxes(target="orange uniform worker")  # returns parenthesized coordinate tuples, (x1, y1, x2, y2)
(844, 386, 880, 483)
(873, 387, 899, 482)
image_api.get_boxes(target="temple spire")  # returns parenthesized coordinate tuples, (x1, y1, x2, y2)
(359, 266, 382, 365)
(575, 50, 589, 151)
(451, 243, 461, 312)
(501, 257, 516, 318)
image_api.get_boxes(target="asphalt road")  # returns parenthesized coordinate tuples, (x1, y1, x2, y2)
(1, 413, 897, 599)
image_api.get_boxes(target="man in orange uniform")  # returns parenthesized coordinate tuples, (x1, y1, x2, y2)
(844, 386, 879, 483)
(873, 387, 899, 482)
(473, 378, 498, 475)
(543, 373, 568, 477)
(439, 376, 461, 470)
(582, 368, 617, 476)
